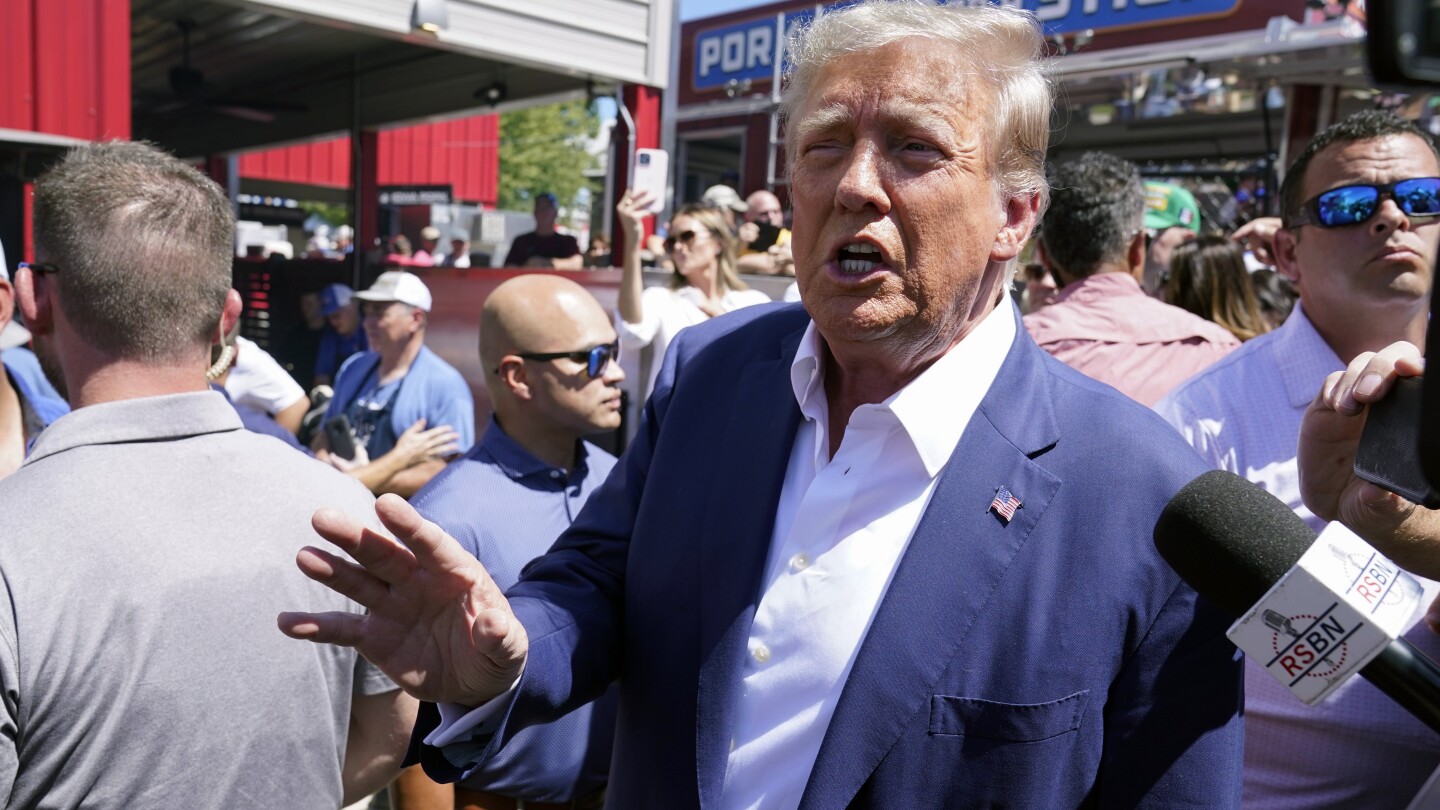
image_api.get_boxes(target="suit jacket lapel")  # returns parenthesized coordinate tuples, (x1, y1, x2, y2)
(798, 315, 1063, 810)
(695, 324, 805, 810)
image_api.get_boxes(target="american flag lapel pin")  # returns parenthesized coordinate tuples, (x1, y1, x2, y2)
(990, 486, 1021, 524)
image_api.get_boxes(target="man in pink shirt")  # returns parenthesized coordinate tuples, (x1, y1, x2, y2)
(1024, 152, 1238, 406)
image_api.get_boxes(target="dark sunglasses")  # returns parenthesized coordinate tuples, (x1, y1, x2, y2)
(516, 341, 621, 379)
(1289, 177, 1440, 229)
(16, 261, 60, 275)
(663, 229, 707, 252)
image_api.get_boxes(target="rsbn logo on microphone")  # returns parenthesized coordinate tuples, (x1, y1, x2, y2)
(1229, 524, 1423, 705)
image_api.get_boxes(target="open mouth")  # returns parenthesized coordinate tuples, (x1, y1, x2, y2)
(836, 241, 884, 275)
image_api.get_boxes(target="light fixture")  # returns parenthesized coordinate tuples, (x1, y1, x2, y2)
(413, 0, 448, 34)
(475, 81, 507, 107)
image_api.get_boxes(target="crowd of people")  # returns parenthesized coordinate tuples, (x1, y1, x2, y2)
(0, 2, 1437, 809)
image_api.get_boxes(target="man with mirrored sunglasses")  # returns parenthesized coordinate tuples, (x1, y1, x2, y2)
(393, 274, 624, 809)
(1157, 109, 1440, 809)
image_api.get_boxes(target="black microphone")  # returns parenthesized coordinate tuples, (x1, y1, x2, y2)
(1154, 469, 1440, 735)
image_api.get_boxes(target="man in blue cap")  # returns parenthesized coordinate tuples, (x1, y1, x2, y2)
(315, 282, 367, 386)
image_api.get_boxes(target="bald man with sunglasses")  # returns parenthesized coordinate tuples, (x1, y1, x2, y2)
(1157, 110, 1440, 809)
(395, 274, 623, 809)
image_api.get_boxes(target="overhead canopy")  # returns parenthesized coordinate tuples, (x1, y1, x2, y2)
(132, 0, 670, 157)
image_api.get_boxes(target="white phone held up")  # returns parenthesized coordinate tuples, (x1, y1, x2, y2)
(633, 148, 669, 215)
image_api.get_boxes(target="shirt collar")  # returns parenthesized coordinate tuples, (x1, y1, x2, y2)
(478, 415, 587, 482)
(1052, 271, 1145, 303)
(24, 390, 243, 465)
(789, 296, 1017, 478)
(1274, 303, 1345, 408)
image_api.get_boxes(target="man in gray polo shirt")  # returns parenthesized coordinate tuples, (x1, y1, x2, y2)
(0, 141, 415, 807)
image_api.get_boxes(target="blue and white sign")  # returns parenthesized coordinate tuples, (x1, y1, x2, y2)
(694, 17, 780, 90)
(691, 0, 1246, 92)
(1022, 0, 1243, 36)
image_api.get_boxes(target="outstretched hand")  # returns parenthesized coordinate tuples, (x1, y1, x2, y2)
(1299, 341, 1440, 583)
(278, 494, 528, 706)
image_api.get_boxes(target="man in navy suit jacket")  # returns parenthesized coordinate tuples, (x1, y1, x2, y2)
(281, 3, 1244, 807)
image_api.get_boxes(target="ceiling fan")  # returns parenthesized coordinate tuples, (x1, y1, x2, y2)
(149, 19, 307, 124)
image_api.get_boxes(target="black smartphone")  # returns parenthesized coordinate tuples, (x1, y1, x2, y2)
(325, 415, 358, 461)
(748, 221, 782, 253)
(1355, 376, 1440, 508)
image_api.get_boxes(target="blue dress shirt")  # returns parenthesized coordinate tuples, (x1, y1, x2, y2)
(410, 416, 618, 801)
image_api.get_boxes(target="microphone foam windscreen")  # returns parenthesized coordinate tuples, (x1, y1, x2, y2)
(1153, 469, 1317, 618)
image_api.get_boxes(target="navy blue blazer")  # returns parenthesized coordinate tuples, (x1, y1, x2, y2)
(414, 302, 1244, 809)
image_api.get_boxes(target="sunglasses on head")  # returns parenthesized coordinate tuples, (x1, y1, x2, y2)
(663, 229, 707, 252)
(1289, 177, 1440, 229)
(516, 341, 621, 379)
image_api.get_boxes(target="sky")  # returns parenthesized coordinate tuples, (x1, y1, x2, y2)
(681, 0, 771, 22)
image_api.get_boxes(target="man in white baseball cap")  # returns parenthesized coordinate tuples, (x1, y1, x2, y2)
(317, 271, 474, 496)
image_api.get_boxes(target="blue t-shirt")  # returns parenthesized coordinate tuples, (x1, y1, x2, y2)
(325, 346, 475, 458)
(314, 327, 368, 382)
(410, 416, 617, 801)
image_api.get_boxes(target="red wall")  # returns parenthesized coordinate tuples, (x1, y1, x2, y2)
(0, 0, 130, 139)
(238, 138, 351, 189)
(239, 115, 501, 206)
(0, 0, 131, 138)
(2, 0, 130, 262)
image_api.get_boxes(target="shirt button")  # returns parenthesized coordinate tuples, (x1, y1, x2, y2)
(550, 470, 563, 480)
(790, 553, 810, 572)
(751, 643, 771, 665)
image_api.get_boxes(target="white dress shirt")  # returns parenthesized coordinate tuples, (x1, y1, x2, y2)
(720, 300, 1015, 810)
(1156, 305, 1440, 809)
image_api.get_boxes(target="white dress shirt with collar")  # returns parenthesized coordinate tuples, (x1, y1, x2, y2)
(720, 298, 1015, 810)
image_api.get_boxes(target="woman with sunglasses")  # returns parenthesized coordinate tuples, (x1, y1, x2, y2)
(615, 189, 771, 403)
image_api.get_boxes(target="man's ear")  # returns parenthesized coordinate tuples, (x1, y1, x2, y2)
(1273, 227, 1302, 284)
(991, 193, 1041, 263)
(1127, 230, 1147, 282)
(0, 279, 14, 334)
(497, 356, 531, 400)
(220, 289, 243, 341)
(15, 265, 52, 336)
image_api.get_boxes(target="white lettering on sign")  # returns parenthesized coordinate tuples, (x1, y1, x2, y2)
(721, 31, 746, 73)
(699, 38, 722, 78)
(1035, 0, 1069, 22)
(747, 25, 772, 70)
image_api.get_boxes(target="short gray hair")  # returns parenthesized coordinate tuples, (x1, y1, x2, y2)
(33, 141, 234, 363)
(781, 0, 1052, 208)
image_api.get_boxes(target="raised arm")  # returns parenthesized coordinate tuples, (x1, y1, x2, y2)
(616, 189, 655, 327)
